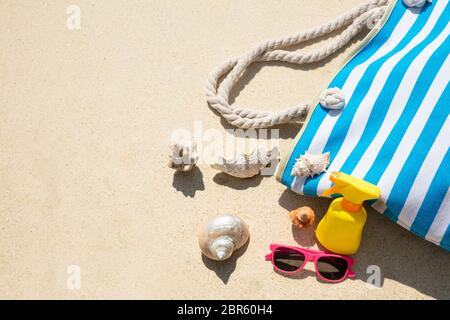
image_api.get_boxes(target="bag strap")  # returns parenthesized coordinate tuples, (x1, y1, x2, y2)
(206, 0, 388, 129)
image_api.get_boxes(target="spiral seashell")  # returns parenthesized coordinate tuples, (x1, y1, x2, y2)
(403, 0, 431, 8)
(199, 215, 250, 261)
(211, 147, 278, 178)
(168, 138, 199, 172)
(291, 151, 330, 178)
(319, 87, 345, 110)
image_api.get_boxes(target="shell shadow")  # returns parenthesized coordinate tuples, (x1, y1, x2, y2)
(278, 188, 332, 213)
(212, 172, 264, 190)
(201, 240, 250, 284)
(172, 166, 205, 197)
(291, 224, 316, 248)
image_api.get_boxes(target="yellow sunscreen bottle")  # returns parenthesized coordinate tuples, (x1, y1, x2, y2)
(315, 172, 381, 255)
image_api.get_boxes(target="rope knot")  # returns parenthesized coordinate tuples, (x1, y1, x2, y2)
(403, 0, 432, 8)
(319, 87, 346, 110)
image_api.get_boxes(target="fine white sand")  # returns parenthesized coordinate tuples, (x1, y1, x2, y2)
(0, 0, 448, 299)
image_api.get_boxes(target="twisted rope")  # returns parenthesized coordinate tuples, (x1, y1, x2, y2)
(206, 0, 388, 129)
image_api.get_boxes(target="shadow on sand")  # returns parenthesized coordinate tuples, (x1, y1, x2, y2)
(172, 166, 205, 197)
(201, 240, 250, 284)
(212, 172, 264, 190)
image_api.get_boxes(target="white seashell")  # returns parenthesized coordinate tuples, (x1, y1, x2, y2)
(291, 151, 330, 178)
(211, 147, 278, 178)
(319, 87, 345, 110)
(168, 138, 199, 172)
(403, 0, 431, 8)
(199, 215, 250, 261)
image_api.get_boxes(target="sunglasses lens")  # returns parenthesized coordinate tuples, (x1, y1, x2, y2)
(317, 256, 348, 281)
(273, 248, 305, 272)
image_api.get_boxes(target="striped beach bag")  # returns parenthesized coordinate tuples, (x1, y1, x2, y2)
(277, 0, 450, 250)
(206, 0, 449, 251)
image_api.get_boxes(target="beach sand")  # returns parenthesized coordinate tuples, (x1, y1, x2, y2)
(0, 0, 448, 299)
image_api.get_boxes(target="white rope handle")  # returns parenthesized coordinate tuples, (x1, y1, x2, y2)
(206, 0, 388, 129)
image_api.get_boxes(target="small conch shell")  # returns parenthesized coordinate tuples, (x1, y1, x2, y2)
(289, 207, 315, 228)
(291, 151, 330, 178)
(199, 215, 250, 261)
(168, 138, 199, 172)
(211, 147, 278, 178)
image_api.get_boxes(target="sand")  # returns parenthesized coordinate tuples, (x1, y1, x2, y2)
(0, 0, 448, 299)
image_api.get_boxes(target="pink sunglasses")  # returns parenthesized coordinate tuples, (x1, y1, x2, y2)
(265, 244, 356, 283)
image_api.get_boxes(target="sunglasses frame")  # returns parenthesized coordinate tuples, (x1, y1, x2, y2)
(265, 243, 356, 283)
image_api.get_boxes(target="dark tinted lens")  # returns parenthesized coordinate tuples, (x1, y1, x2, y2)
(273, 248, 305, 272)
(317, 256, 348, 281)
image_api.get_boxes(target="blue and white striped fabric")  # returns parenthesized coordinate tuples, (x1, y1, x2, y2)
(279, 0, 450, 251)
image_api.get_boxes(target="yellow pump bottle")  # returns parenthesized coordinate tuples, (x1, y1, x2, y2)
(315, 172, 381, 255)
